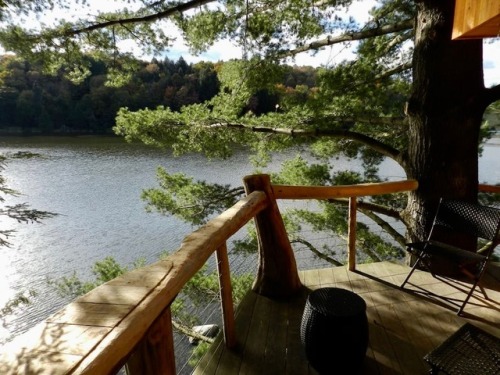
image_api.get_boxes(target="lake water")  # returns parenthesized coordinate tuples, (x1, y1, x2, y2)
(0, 135, 498, 354)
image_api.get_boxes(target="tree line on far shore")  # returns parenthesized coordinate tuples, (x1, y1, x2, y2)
(0, 55, 317, 135)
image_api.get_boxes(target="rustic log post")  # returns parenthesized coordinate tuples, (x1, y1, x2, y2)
(126, 306, 176, 375)
(348, 197, 357, 271)
(216, 242, 237, 348)
(243, 174, 302, 298)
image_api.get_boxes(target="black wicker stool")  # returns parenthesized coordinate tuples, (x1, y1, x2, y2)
(300, 287, 368, 374)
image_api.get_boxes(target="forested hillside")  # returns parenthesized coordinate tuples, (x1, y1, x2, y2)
(0, 55, 317, 135)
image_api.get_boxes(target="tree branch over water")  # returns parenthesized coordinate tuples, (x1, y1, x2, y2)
(1, 153, 58, 247)
(290, 237, 343, 266)
(208, 122, 403, 162)
(280, 19, 414, 58)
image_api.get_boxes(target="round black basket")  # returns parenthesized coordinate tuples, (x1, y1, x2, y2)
(300, 287, 368, 374)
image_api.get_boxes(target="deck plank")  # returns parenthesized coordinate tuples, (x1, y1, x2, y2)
(194, 290, 258, 374)
(261, 299, 288, 373)
(238, 294, 273, 375)
(283, 290, 312, 375)
(302, 269, 321, 289)
(366, 306, 403, 374)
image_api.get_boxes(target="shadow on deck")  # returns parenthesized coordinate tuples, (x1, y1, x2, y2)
(194, 261, 500, 374)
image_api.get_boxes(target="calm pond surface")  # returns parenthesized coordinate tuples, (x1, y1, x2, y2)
(0, 135, 498, 350)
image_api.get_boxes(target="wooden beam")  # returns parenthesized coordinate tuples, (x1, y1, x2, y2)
(272, 179, 418, 200)
(452, 0, 500, 39)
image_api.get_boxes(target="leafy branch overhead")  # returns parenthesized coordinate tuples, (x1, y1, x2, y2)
(0, 0, 414, 84)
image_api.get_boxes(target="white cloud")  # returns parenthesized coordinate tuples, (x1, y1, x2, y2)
(483, 39, 500, 87)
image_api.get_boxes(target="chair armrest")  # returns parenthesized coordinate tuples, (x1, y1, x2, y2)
(424, 241, 486, 262)
(405, 242, 428, 254)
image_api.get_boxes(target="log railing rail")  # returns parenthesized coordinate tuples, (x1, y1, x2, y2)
(2, 175, 497, 375)
(271, 179, 419, 271)
(479, 184, 500, 194)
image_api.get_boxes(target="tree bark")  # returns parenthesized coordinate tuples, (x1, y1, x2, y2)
(402, 0, 486, 243)
(243, 174, 302, 298)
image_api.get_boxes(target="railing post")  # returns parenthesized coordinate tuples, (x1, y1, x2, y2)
(348, 197, 357, 271)
(126, 306, 176, 375)
(216, 242, 236, 348)
(243, 174, 302, 298)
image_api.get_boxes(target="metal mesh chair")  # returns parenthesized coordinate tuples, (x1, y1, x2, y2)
(424, 323, 500, 374)
(401, 198, 500, 315)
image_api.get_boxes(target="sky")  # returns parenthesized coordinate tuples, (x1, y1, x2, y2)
(3, 0, 500, 86)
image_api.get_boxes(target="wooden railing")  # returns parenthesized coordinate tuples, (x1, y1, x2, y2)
(2, 176, 498, 374)
(271, 178, 420, 271)
(479, 184, 500, 194)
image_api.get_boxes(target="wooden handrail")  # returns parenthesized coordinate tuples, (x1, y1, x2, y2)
(272, 179, 419, 271)
(77, 190, 268, 374)
(479, 184, 500, 194)
(272, 179, 419, 200)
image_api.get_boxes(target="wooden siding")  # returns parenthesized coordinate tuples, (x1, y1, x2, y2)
(194, 261, 500, 374)
(452, 0, 500, 39)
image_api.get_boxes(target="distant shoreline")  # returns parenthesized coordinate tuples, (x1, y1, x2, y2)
(0, 130, 115, 137)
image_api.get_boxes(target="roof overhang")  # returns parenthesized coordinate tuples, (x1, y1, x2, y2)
(452, 0, 500, 39)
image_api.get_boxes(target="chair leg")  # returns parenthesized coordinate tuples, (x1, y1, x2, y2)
(478, 284, 488, 299)
(457, 280, 480, 316)
(401, 253, 424, 288)
(457, 261, 490, 315)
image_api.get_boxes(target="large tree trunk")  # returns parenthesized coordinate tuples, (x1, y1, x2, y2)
(402, 0, 486, 243)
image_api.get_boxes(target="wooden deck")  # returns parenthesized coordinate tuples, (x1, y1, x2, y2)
(193, 261, 500, 374)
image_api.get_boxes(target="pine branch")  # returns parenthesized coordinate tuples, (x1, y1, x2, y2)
(358, 208, 406, 249)
(0, 230, 15, 247)
(357, 239, 384, 262)
(171, 320, 215, 344)
(304, 114, 406, 126)
(382, 31, 413, 55)
(373, 61, 412, 81)
(168, 186, 244, 220)
(68, 0, 216, 36)
(327, 198, 406, 250)
(290, 237, 343, 266)
(280, 19, 414, 58)
(328, 198, 403, 221)
(1, 204, 57, 223)
(208, 122, 402, 162)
